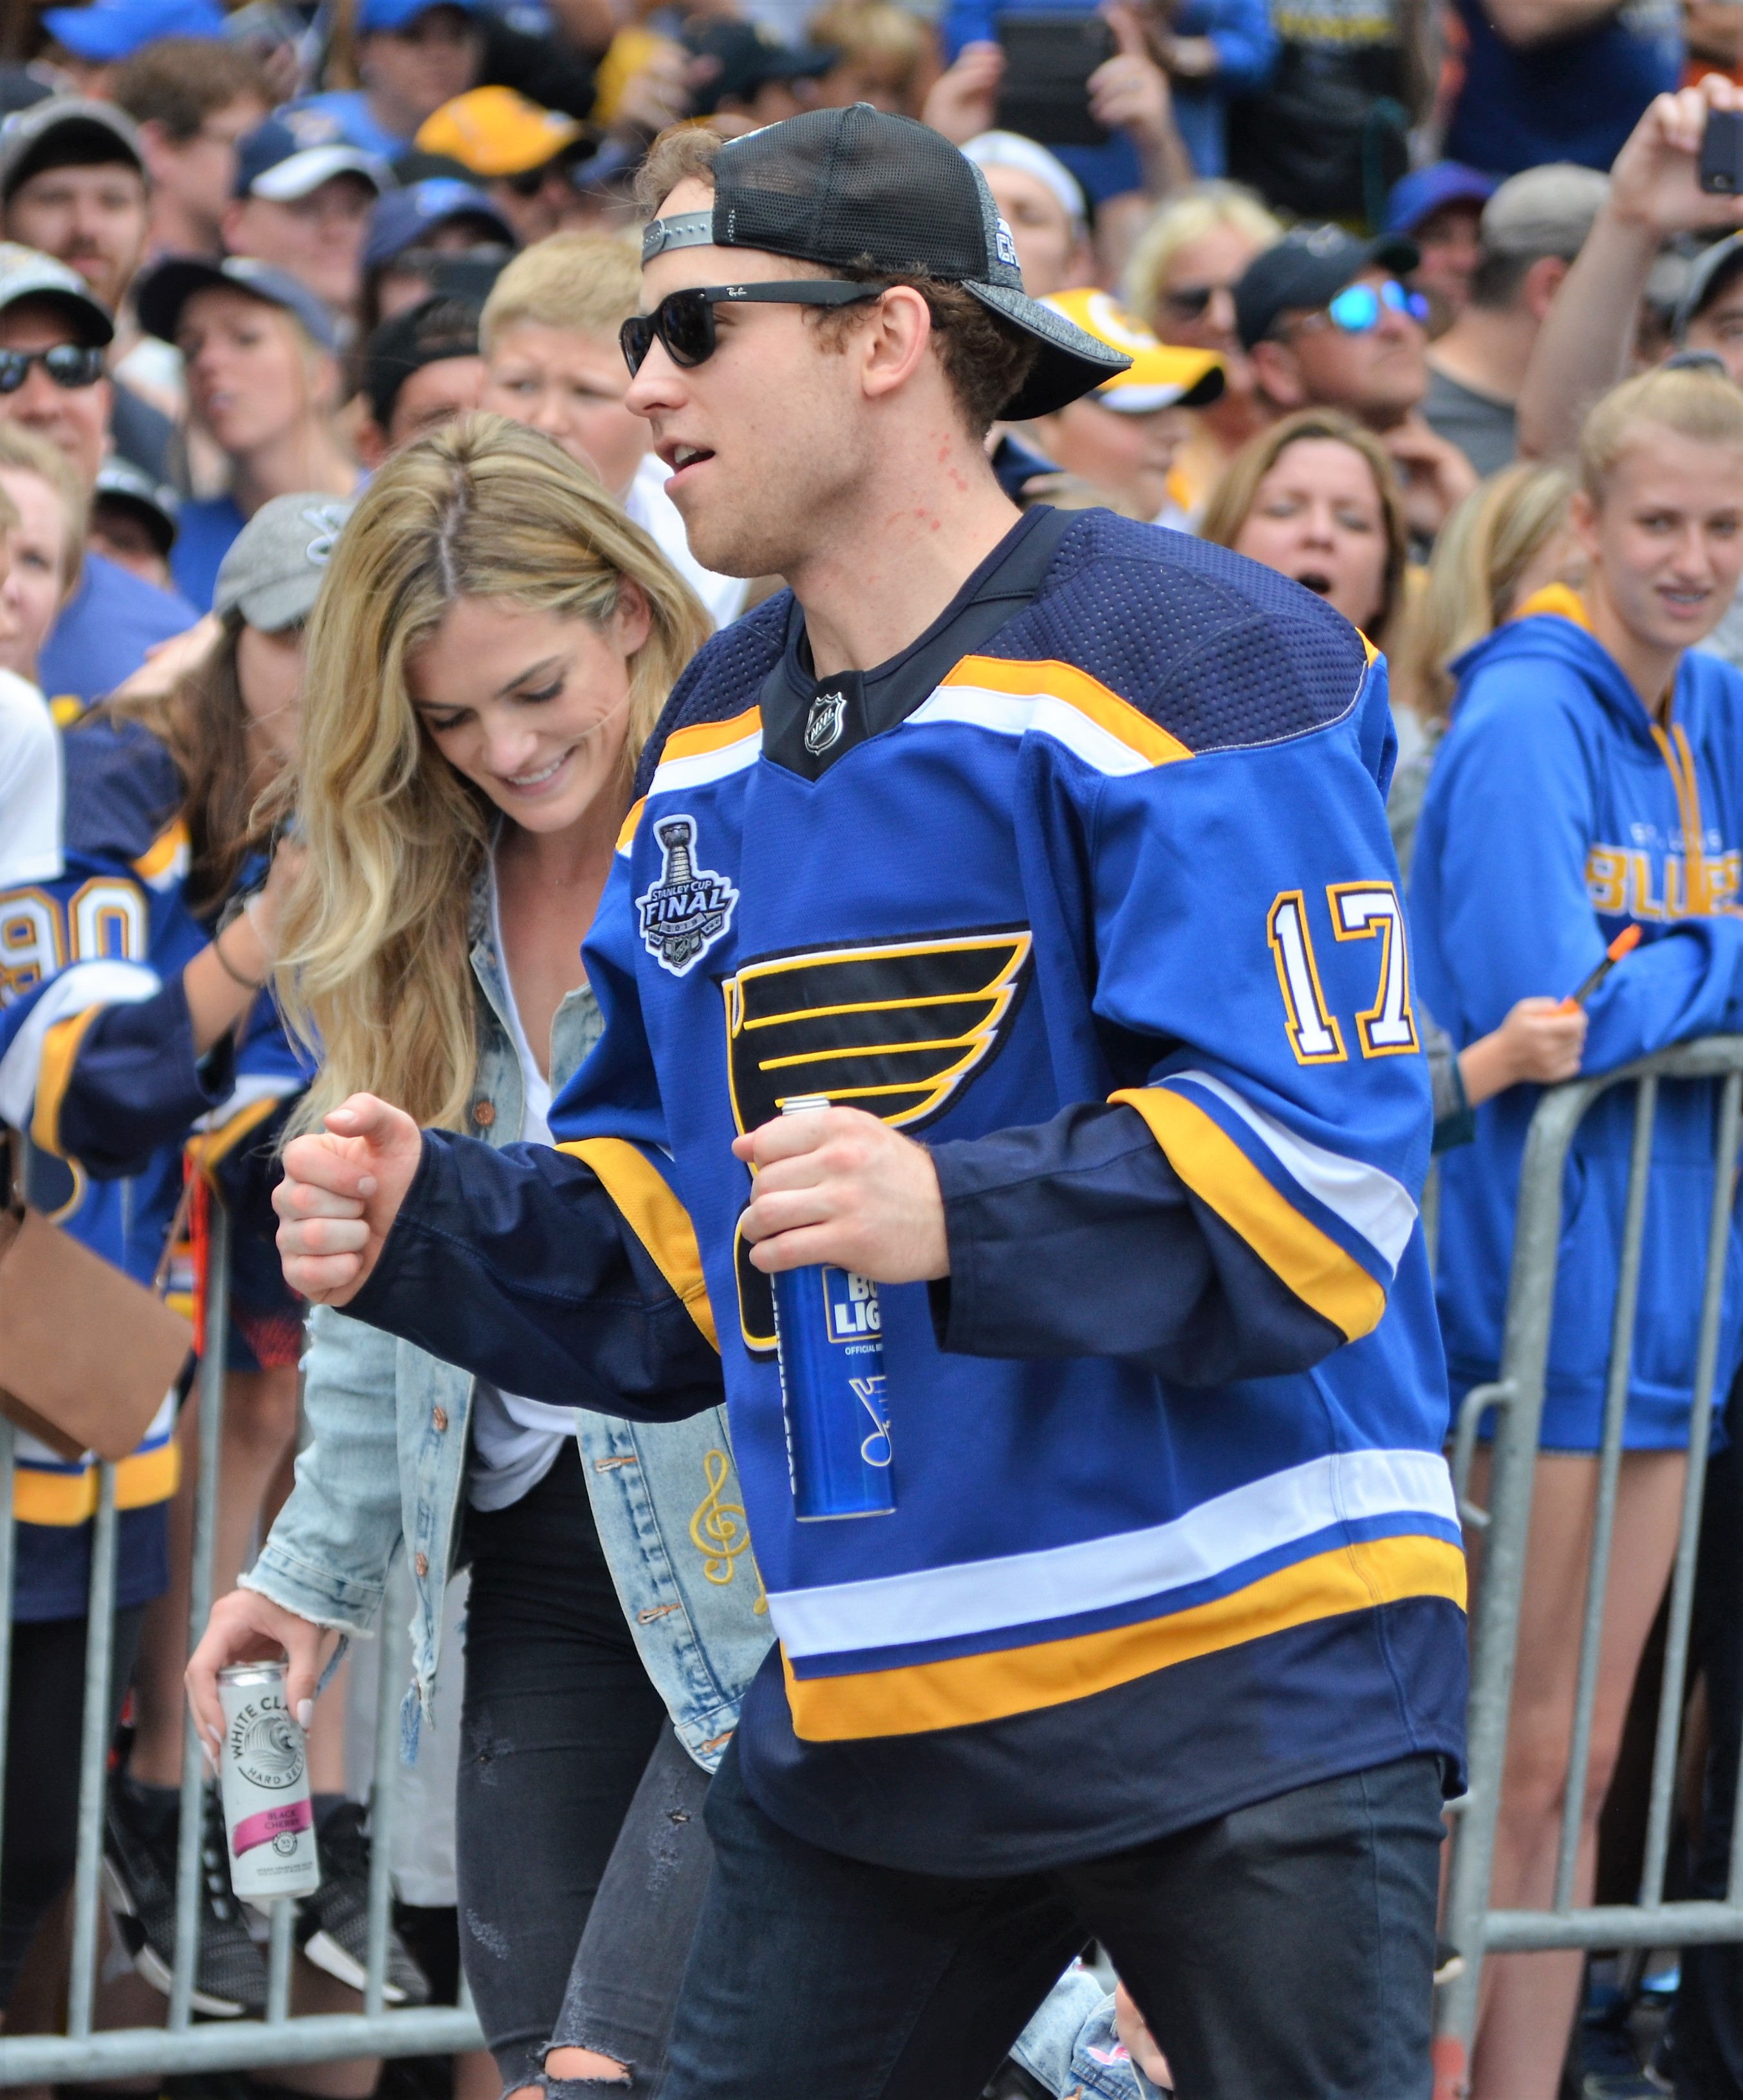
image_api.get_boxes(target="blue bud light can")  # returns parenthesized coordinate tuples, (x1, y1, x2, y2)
(769, 1095, 895, 1521)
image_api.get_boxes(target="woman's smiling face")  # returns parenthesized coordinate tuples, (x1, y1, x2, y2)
(406, 593, 650, 832)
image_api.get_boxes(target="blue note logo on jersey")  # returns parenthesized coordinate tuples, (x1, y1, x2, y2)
(636, 815, 738, 976)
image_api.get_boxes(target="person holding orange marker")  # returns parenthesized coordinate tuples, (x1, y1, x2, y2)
(1412, 361, 1743, 2100)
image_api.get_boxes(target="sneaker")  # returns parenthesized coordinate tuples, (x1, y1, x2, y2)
(295, 1800, 430, 2005)
(103, 1777, 269, 2018)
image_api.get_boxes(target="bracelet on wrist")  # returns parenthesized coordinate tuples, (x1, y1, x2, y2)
(212, 924, 268, 992)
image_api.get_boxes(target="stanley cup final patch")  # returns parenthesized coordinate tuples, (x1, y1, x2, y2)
(636, 814, 738, 975)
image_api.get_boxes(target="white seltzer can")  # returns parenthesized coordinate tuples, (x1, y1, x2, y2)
(217, 1661, 320, 1900)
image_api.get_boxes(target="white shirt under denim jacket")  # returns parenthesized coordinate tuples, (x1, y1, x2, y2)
(243, 870, 1149, 2098)
(242, 866, 772, 1772)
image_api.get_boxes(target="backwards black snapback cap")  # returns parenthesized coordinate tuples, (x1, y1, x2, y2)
(640, 104, 1128, 419)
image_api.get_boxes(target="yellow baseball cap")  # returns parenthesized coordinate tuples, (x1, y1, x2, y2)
(1039, 289, 1225, 414)
(415, 87, 585, 178)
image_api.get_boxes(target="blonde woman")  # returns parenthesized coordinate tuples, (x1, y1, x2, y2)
(1413, 366, 1743, 2098)
(187, 416, 770, 2099)
(1123, 181, 1282, 520)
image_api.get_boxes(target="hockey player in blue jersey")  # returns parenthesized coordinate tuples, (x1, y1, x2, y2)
(270, 107, 1460, 2099)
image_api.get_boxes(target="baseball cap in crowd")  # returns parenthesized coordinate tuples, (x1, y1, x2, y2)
(234, 116, 391, 203)
(0, 97, 144, 204)
(364, 178, 515, 271)
(1234, 223, 1421, 351)
(1040, 288, 1223, 411)
(93, 456, 179, 556)
(415, 86, 584, 178)
(1383, 162, 1495, 239)
(362, 292, 480, 427)
(961, 131, 1088, 230)
(42, 0, 225, 61)
(357, 0, 480, 32)
(0, 240, 113, 344)
(136, 254, 339, 351)
(215, 492, 355, 630)
(684, 21, 835, 117)
(1675, 231, 1743, 343)
(1480, 163, 1608, 260)
(638, 104, 1126, 418)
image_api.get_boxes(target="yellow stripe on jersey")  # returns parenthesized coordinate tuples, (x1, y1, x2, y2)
(556, 1138, 719, 1351)
(31, 1004, 104, 1155)
(940, 656, 1193, 768)
(617, 797, 646, 853)
(657, 707, 761, 767)
(188, 1094, 282, 1175)
(1111, 1085, 1387, 1342)
(783, 1532, 1466, 1740)
(131, 819, 190, 888)
(14, 1438, 181, 1525)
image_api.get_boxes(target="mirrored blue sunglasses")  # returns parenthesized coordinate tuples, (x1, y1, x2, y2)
(1325, 279, 1430, 333)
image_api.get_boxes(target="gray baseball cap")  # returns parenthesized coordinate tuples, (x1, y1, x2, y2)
(0, 239, 113, 344)
(1675, 231, 1743, 344)
(214, 492, 354, 631)
(0, 96, 144, 203)
(1480, 163, 1608, 261)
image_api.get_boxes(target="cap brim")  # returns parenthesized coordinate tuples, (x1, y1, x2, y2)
(227, 575, 319, 631)
(1099, 363, 1225, 413)
(0, 278, 113, 346)
(964, 280, 1132, 418)
(41, 12, 144, 58)
(250, 145, 387, 201)
(1366, 232, 1421, 277)
(136, 257, 225, 344)
(94, 488, 176, 553)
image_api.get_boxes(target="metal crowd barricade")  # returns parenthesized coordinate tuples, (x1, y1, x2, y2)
(1436, 1034, 1743, 2088)
(0, 1197, 483, 2083)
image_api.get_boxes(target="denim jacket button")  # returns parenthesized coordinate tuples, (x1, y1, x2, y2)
(432, 1406, 448, 1432)
(414, 1552, 429, 1578)
(471, 1100, 496, 1128)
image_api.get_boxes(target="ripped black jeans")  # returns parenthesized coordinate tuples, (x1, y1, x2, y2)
(458, 1442, 714, 2097)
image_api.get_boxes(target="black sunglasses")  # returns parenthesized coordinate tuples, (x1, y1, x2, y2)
(620, 281, 888, 377)
(0, 344, 104, 394)
(1159, 283, 1217, 317)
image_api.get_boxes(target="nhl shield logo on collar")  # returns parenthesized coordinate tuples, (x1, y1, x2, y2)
(636, 814, 738, 976)
(805, 689, 848, 756)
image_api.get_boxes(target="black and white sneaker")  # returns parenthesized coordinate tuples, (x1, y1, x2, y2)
(104, 1777, 268, 2018)
(295, 1800, 429, 2005)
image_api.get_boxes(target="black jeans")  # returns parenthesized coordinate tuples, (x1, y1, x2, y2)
(0, 1604, 145, 2006)
(663, 1738, 1448, 2100)
(457, 1443, 715, 2096)
(1669, 1371, 1743, 2097)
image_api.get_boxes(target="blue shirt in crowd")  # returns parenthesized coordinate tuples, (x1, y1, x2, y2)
(942, 0, 1273, 189)
(284, 89, 412, 160)
(170, 493, 247, 615)
(1445, 0, 1680, 174)
(39, 550, 199, 710)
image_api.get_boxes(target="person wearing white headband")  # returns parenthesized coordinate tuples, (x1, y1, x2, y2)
(962, 129, 1094, 297)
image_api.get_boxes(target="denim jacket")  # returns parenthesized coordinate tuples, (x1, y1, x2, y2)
(245, 875, 773, 1769)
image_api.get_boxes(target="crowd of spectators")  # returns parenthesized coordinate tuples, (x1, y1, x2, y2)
(1, 0, 1743, 2094)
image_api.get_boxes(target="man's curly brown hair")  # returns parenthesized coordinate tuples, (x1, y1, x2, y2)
(635, 125, 1036, 438)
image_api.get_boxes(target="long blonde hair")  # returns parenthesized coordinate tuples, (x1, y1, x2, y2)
(281, 413, 711, 1133)
(1392, 462, 1573, 726)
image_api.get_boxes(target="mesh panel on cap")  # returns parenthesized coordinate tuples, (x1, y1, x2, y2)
(716, 107, 991, 281)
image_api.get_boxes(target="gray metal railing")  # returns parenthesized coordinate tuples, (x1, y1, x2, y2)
(0, 1197, 483, 2083)
(1436, 1035, 1743, 2087)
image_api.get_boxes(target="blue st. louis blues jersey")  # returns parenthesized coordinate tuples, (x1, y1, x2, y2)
(352, 508, 1465, 1871)
(0, 718, 310, 1613)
